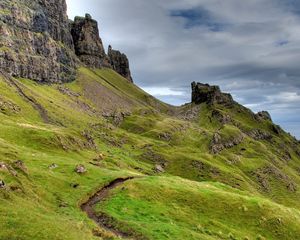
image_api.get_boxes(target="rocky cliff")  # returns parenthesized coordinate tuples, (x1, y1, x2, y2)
(108, 45, 133, 82)
(0, 0, 133, 83)
(191, 82, 234, 105)
(71, 14, 110, 68)
(0, 0, 78, 83)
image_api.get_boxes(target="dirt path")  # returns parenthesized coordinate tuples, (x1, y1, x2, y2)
(0, 71, 51, 123)
(81, 177, 143, 239)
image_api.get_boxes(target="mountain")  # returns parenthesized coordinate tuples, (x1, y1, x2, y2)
(0, 1, 300, 240)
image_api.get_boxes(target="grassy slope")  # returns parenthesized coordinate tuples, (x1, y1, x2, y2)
(96, 176, 300, 240)
(0, 68, 300, 240)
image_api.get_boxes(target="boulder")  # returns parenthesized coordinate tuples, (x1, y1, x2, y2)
(154, 164, 165, 173)
(0, 180, 5, 189)
(48, 163, 58, 170)
(0, 162, 8, 171)
(75, 164, 87, 174)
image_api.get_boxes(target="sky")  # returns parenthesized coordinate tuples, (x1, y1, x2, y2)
(66, 0, 300, 139)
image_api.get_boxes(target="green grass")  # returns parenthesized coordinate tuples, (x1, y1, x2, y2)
(96, 176, 300, 240)
(0, 67, 300, 239)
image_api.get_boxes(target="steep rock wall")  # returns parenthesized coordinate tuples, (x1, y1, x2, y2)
(71, 14, 110, 68)
(0, 0, 77, 83)
(108, 45, 133, 82)
(0, 0, 134, 83)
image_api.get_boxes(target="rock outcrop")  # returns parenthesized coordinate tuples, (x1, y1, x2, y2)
(255, 111, 272, 121)
(0, 0, 77, 83)
(108, 45, 133, 82)
(210, 132, 244, 154)
(246, 129, 272, 141)
(71, 14, 110, 68)
(191, 82, 234, 105)
(0, 1, 134, 83)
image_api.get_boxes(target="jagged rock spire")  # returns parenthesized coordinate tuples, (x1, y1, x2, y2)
(71, 14, 110, 68)
(108, 45, 133, 83)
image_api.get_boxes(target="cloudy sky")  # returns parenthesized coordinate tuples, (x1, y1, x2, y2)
(66, 0, 300, 138)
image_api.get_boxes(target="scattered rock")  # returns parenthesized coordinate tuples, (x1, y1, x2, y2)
(0, 162, 18, 177)
(154, 164, 165, 173)
(191, 160, 220, 177)
(75, 164, 87, 174)
(9, 184, 22, 192)
(48, 163, 58, 170)
(0, 180, 5, 189)
(0, 162, 8, 171)
(93, 154, 105, 162)
(210, 132, 244, 154)
(211, 109, 231, 125)
(0, 97, 21, 114)
(89, 161, 102, 167)
(82, 130, 97, 150)
(13, 160, 27, 173)
(212, 133, 222, 144)
(252, 166, 297, 192)
(158, 132, 172, 141)
(141, 149, 166, 166)
(191, 82, 234, 106)
(176, 104, 201, 121)
(57, 86, 81, 97)
(246, 129, 272, 141)
(102, 111, 131, 126)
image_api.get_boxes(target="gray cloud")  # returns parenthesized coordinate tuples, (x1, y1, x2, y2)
(66, 0, 300, 138)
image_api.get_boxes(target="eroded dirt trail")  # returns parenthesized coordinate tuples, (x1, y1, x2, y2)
(81, 177, 141, 239)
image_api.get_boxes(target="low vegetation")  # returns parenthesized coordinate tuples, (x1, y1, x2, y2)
(0, 68, 300, 240)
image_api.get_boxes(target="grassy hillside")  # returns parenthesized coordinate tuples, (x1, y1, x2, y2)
(0, 68, 300, 240)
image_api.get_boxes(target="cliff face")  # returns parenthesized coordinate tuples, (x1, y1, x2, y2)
(108, 45, 133, 82)
(0, 0, 78, 83)
(36, 0, 74, 48)
(0, 0, 133, 83)
(71, 14, 110, 68)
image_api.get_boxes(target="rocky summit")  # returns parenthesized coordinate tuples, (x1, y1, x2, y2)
(0, 0, 133, 83)
(191, 82, 234, 105)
